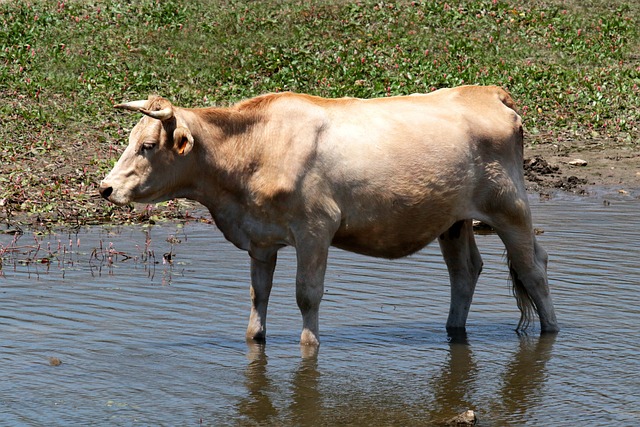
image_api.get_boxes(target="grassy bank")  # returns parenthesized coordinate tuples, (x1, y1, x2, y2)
(1, 0, 638, 228)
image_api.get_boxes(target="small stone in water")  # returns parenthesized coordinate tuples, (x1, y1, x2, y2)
(445, 409, 477, 425)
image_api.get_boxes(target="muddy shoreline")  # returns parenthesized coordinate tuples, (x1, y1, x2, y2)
(524, 138, 640, 195)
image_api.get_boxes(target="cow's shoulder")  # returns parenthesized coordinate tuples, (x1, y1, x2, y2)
(228, 93, 334, 206)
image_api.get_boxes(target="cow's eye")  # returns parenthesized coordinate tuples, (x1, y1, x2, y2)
(140, 142, 156, 153)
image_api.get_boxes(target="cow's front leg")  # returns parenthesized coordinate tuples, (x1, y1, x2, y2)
(295, 244, 329, 346)
(246, 248, 278, 342)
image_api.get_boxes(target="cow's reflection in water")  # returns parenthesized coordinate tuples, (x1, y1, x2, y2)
(427, 331, 479, 419)
(237, 333, 556, 425)
(489, 334, 557, 421)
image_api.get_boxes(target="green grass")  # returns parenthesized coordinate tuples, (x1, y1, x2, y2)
(1, 0, 639, 227)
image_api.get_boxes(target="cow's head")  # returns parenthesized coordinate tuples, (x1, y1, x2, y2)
(99, 96, 195, 206)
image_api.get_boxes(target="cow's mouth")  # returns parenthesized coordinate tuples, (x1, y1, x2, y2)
(98, 184, 129, 206)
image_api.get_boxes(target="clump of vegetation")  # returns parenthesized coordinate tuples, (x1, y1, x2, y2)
(0, 226, 180, 281)
(1, 0, 638, 228)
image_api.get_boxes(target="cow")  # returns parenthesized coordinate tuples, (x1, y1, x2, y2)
(99, 85, 558, 346)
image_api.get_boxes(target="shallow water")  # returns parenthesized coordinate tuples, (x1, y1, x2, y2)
(1, 191, 639, 426)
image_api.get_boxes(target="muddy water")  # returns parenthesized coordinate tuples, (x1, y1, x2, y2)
(1, 192, 639, 426)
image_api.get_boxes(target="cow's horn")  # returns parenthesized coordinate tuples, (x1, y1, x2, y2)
(114, 100, 148, 112)
(141, 106, 173, 121)
(114, 101, 174, 121)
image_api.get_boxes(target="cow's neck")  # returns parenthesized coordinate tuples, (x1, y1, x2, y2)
(183, 106, 264, 210)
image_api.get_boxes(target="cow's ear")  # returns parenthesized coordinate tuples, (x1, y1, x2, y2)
(173, 126, 194, 156)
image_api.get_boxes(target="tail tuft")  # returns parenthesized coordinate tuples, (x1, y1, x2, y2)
(509, 260, 537, 332)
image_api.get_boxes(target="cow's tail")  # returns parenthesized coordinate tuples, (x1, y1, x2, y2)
(509, 260, 537, 332)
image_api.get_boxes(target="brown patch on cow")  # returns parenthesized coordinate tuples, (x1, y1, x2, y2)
(191, 99, 322, 205)
(293, 93, 358, 107)
(235, 92, 356, 112)
(234, 93, 282, 112)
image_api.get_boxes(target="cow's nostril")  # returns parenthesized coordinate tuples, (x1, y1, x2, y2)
(100, 186, 113, 200)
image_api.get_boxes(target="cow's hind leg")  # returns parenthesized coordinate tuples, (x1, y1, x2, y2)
(438, 220, 484, 333)
(247, 248, 278, 342)
(490, 201, 559, 333)
(502, 232, 558, 333)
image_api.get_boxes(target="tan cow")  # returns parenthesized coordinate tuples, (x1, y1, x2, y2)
(100, 86, 558, 346)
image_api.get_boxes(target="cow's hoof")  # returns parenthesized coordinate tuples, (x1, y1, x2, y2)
(246, 329, 267, 342)
(300, 329, 320, 347)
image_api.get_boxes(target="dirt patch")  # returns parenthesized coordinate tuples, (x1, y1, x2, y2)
(523, 134, 640, 196)
(524, 155, 588, 192)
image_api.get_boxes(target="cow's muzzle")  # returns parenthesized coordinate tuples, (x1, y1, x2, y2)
(99, 183, 113, 201)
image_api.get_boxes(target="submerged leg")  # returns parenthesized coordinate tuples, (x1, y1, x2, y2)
(246, 248, 278, 342)
(438, 220, 484, 333)
(295, 242, 330, 346)
(490, 196, 559, 333)
(500, 232, 558, 333)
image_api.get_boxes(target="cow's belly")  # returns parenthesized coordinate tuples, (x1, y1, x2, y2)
(331, 234, 435, 259)
(331, 211, 454, 259)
